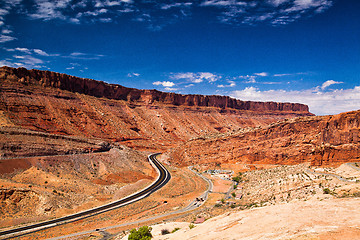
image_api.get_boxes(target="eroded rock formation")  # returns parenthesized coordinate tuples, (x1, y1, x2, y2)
(169, 110, 360, 167)
(0, 66, 310, 112)
(0, 66, 313, 151)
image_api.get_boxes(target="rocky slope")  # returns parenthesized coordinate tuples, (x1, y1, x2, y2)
(0, 126, 110, 158)
(0, 144, 156, 228)
(0, 66, 309, 112)
(0, 66, 312, 151)
(169, 110, 360, 167)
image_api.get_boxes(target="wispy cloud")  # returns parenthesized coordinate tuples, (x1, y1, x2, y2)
(200, 0, 333, 26)
(0, 0, 334, 33)
(0, 34, 16, 43)
(0, 47, 100, 69)
(217, 81, 236, 88)
(320, 79, 343, 90)
(153, 81, 175, 87)
(254, 72, 268, 77)
(170, 72, 221, 83)
(64, 52, 105, 60)
(127, 72, 140, 77)
(231, 80, 360, 115)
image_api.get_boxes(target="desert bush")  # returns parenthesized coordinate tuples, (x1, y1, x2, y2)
(189, 223, 195, 229)
(161, 229, 170, 235)
(128, 226, 152, 240)
(323, 188, 331, 194)
(171, 228, 180, 233)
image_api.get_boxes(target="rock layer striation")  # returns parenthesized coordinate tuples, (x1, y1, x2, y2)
(0, 66, 313, 151)
(169, 110, 360, 166)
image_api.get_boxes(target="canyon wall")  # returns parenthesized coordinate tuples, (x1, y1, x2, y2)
(0, 66, 312, 151)
(169, 110, 360, 167)
(0, 66, 310, 113)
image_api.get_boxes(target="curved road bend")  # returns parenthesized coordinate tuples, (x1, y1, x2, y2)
(48, 166, 214, 240)
(0, 153, 170, 239)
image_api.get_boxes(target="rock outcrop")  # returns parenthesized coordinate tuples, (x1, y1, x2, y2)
(0, 66, 313, 151)
(0, 66, 310, 113)
(169, 110, 360, 166)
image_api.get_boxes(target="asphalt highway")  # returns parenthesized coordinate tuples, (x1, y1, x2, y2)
(0, 153, 170, 239)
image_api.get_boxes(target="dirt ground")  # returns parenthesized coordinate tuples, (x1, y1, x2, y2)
(10, 165, 207, 240)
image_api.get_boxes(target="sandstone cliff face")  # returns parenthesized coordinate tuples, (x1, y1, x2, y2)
(0, 66, 313, 151)
(0, 66, 310, 112)
(169, 110, 360, 167)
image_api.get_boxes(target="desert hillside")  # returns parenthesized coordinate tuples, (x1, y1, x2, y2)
(0, 66, 312, 151)
(169, 110, 360, 167)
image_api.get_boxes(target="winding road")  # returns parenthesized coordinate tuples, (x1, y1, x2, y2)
(0, 153, 170, 239)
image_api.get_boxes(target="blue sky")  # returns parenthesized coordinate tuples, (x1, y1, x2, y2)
(0, 0, 359, 115)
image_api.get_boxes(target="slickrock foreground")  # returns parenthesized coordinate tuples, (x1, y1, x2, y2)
(147, 198, 360, 240)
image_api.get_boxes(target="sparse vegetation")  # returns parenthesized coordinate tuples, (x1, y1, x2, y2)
(232, 172, 243, 183)
(128, 226, 152, 240)
(171, 227, 180, 233)
(161, 229, 170, 235)
(323, 188, 331, 194)
(189, 223, 195, 229)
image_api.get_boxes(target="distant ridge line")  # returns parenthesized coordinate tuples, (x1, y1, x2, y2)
(0, 66, 312, 114)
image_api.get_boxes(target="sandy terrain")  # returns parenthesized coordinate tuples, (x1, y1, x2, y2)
(115, 162, 360, 240)
(146, 197, 360, 240)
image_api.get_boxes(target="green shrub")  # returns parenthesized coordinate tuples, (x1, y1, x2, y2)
(171, 228, 180, 233)
(189, 223, 195, 229)
(323, 188, 331, 194)
(128, 226, 152, 240)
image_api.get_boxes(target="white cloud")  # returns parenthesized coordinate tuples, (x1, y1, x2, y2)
(267, 0, 288, 7)
(201, 0, 333, 26)
(153, 81, 175, 87)
(0, 0, 334, 31)
(161, 2, 192, 10)
(201, 0, 248, 7)
(218, 81, 236, 88)
(127, 72, 140, 77)
(231, 82, 360, 115)
(254, 72, 268, 77)
(321, 80, 343, 90)
(9, 54, 44, 68)
(29, 0, 70, 21)
(0, 34, 16, 43)
(238, 74, 257, 83)
(14, 48, 31, 54)
(273, 73, 292, 77)
(33, 49, 49, 56)
(164, 87, 178, 91)
(65, 52, 104, 60)
(170, 72, 221, 83)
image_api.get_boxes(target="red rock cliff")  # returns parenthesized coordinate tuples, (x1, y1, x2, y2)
(0, 66, 311, 113)
(169, 110, 360, 167)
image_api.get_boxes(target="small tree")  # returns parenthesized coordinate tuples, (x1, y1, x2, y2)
(128, 226, 152, 240)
